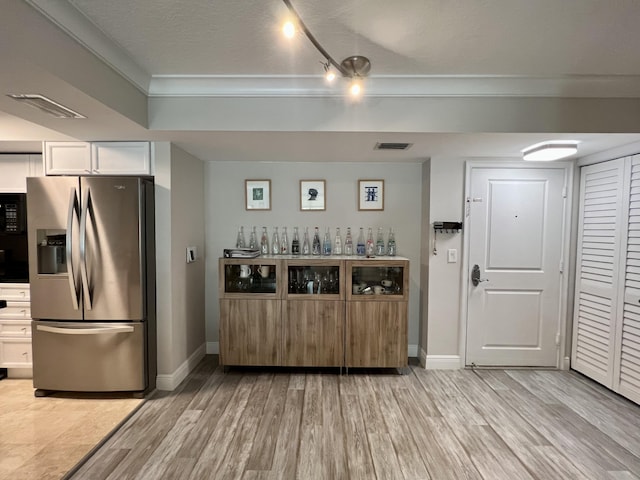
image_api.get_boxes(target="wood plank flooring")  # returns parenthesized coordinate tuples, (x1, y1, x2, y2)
(69, 356, 640, 479)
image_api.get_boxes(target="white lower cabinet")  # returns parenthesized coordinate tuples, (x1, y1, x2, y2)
(0, 284, 32, 369)
(572, 155, 640, 405)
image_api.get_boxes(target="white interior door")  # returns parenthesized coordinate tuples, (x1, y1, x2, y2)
(466, 165, 567, 367)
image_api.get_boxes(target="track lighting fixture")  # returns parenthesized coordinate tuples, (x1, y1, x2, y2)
(282, 0, 371, 95)
(282, 20, 296, 39)
(322, 62, 336, 82)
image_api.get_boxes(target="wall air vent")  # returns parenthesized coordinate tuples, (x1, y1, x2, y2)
(6, 94, 86, 119)
(374, 142, 413, 151)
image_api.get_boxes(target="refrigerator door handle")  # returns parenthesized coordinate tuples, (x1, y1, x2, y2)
(79, 186, 93, 310)
(66, 187, 80, 310)
(36, 324, 135, 335)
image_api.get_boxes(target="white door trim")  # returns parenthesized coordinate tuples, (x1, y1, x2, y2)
(459, 160, 574, 369)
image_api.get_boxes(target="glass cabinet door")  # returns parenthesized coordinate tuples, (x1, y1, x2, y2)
(286, 263, 341, 297)
(223, 262, 278, 294)
(348, 262, 408, 300)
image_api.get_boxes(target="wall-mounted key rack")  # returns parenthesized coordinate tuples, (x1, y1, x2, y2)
(432, 221, 463, 255)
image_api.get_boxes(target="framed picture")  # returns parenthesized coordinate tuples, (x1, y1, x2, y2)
(358, 179, 384, 211)
(300, 179, 326, 211)
(245, 179, 271, 210)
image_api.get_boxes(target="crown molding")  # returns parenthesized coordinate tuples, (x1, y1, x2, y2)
(22, 1, 640, 100)
(148, 74, 640, 98)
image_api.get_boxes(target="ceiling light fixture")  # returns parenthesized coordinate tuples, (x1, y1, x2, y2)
(322, 62, 336, 83)
(522, 141, 578, 161)
(282, 0, 371, 95)
(282, 20, 296, 39)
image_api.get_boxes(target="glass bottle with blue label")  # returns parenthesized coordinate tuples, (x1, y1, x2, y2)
(356, 227, 365, 256)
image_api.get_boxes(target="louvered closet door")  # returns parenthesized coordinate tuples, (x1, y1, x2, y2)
(572, 158, 627, 387)
(615, 155, 640, 403)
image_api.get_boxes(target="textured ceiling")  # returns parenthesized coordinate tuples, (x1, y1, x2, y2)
(3, 0, 640, 161)
(68, 0, 640, 76)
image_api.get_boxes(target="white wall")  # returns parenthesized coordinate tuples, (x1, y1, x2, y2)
(153, 142, 206, 390)
(205, 161, 423, 354)
(170, 144, 206, 369)
(426, 158, 466, 359)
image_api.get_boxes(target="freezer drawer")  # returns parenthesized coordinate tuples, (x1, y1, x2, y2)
(32, 321, 146, 392)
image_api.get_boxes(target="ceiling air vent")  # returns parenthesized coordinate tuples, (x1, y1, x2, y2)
(6, 94, 86, 119)
(374, 142, 413, 151)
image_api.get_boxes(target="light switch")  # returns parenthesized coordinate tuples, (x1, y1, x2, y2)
(186, 246, 197, 263)
(447, 248, 457, 263)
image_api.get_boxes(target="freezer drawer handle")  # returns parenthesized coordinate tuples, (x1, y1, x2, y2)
(36, 325, 134, 335)
(67, 187, 80, 310)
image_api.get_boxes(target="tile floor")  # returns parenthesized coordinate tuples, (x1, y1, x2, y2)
(0, 378, 143, 480)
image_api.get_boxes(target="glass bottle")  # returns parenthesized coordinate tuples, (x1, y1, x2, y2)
(281, 226, 289, 254)
(375, 227, 386, 256)
(302, 227, 311, 255)
(334, 227, 343, 255)
(387, 228, 397, 256)
(271, 227, 280, 255)
(344, 227, 354, 255)
(322, 227, 332, 256)
(291, 226, 300, 255)
(249, 226, 258, 249)
(356, 227, 365, 256)
(260, 227, 269, 255)
(236, 226, 246, 248)
(312, 226, 321, 255)
(366, 227, 375, 257)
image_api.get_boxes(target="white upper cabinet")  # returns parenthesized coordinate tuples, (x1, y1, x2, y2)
(44, 141, 151, 175)
(0, 154, 43, 192)
(44, 142, 91, 174)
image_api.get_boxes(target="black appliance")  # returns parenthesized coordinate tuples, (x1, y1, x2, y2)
(0, 193, 28, 283)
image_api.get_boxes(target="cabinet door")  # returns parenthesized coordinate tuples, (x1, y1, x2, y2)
(615, 155, 640, 404)
(572, 158, 626, 387)
(220, 299, 281, 366)
(0, 339, 32, 368)
(346, 301, 407, 368)
(44, 142, 92, 175)
(0, 154, 32, 192)
(284, 300, 344, 366)
(0, 284, 30, 302)
(92, 142, 150, 175)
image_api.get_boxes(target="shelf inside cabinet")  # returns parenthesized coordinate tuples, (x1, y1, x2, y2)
(223, 263, 277, 294)
(286, 264, 340, 296)
(350, 265, 404, 296)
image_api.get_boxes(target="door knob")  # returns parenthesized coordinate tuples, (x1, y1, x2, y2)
(471, 264, 489, 287)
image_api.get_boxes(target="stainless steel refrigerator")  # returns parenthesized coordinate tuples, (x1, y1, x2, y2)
(26, 176, 156, 396)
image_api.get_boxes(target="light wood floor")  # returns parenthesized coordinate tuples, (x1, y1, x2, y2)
(0, 378, 142, 480)
(70, 356, 640, 480)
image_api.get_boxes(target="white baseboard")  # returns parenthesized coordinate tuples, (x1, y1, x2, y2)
(562, 356, 570, 370)
(425, 355, 462, 370)
(156, 343, 206, 391)
(419, 347, 427, 368)
(408, 344, 418, 358)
